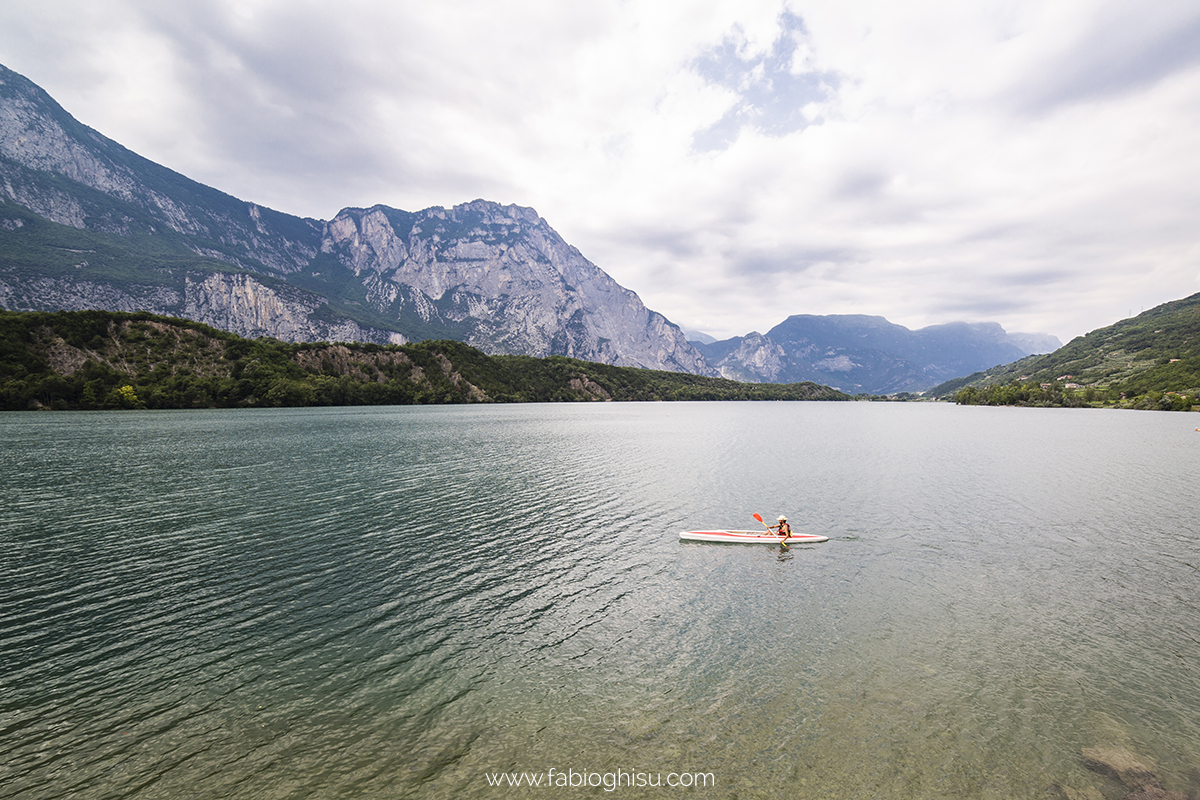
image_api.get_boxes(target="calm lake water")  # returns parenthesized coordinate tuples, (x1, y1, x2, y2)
(2, 402, 1199, 799)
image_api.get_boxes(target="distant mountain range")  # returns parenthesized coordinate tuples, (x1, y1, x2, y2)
(0, 61, 1060, 392)
(691, 316, 1060, 394)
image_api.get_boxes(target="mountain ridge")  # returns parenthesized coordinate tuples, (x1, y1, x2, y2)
(0, 62, 713, 374)
(2, 61, 1065, 388)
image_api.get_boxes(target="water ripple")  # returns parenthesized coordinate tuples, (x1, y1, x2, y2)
(3, 405, 1200, 798)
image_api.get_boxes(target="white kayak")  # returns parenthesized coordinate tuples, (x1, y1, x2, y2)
(679, 530, 829, 544)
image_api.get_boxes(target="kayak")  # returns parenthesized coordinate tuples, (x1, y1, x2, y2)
(679, 530, 829, 544)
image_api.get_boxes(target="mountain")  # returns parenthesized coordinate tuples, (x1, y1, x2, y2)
(928, 291, 1200, 410)
(692, 314, 1061, 394)
(309, 202, 710, 372)
(0, 63, 712, 375)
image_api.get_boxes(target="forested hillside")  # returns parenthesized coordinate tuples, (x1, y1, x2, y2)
(930, 292, 1200, 411)
(0, 310, 848, 410)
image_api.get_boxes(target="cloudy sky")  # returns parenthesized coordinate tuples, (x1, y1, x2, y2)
(2, 0, 1199, 344)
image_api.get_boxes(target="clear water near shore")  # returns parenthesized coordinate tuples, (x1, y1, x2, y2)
(2, 402, 1198, 798)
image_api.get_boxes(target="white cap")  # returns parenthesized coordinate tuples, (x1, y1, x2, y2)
(777, 515, 787, 521)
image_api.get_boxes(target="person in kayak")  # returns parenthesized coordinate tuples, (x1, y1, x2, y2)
(769, 515, 792, 539)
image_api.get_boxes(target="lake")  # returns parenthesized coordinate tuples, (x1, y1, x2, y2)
(2, 402, 1198, 798)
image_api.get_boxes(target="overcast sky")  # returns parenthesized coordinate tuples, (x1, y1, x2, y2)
(3, 0, 1199, 344)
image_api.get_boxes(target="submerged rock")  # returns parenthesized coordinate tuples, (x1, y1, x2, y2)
(1080, 746, 1188, 800)
(1083, 746, 1161, 789)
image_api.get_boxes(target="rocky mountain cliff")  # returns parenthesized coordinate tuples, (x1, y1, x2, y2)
(693, 315, 1061, 394)
(311, 202, 709, 371)
(0, 63, 711, 374)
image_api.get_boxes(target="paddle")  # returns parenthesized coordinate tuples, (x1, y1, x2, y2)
(753, 513, 787, 547)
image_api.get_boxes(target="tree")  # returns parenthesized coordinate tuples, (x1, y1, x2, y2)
(112, 384, 144, 409)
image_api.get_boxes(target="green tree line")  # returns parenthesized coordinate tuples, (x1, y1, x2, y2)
(953, 380, 1197, 411)
(0, 309, 849, 410)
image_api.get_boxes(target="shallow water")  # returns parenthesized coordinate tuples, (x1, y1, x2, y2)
(2, 402, 1198, 798)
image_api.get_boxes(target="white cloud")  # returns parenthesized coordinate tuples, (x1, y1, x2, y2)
(1, 0, 1198, 344)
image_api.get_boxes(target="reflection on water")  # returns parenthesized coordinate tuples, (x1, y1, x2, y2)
(1, 402, 1199, 798)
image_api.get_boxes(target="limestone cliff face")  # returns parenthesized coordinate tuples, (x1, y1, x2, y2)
(710, 332, 788, 383)
(0, 270, 406, 345)
(0, 273, 183, 316)
(319, 201, 715, 373)
(181, 273, 406, 344)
